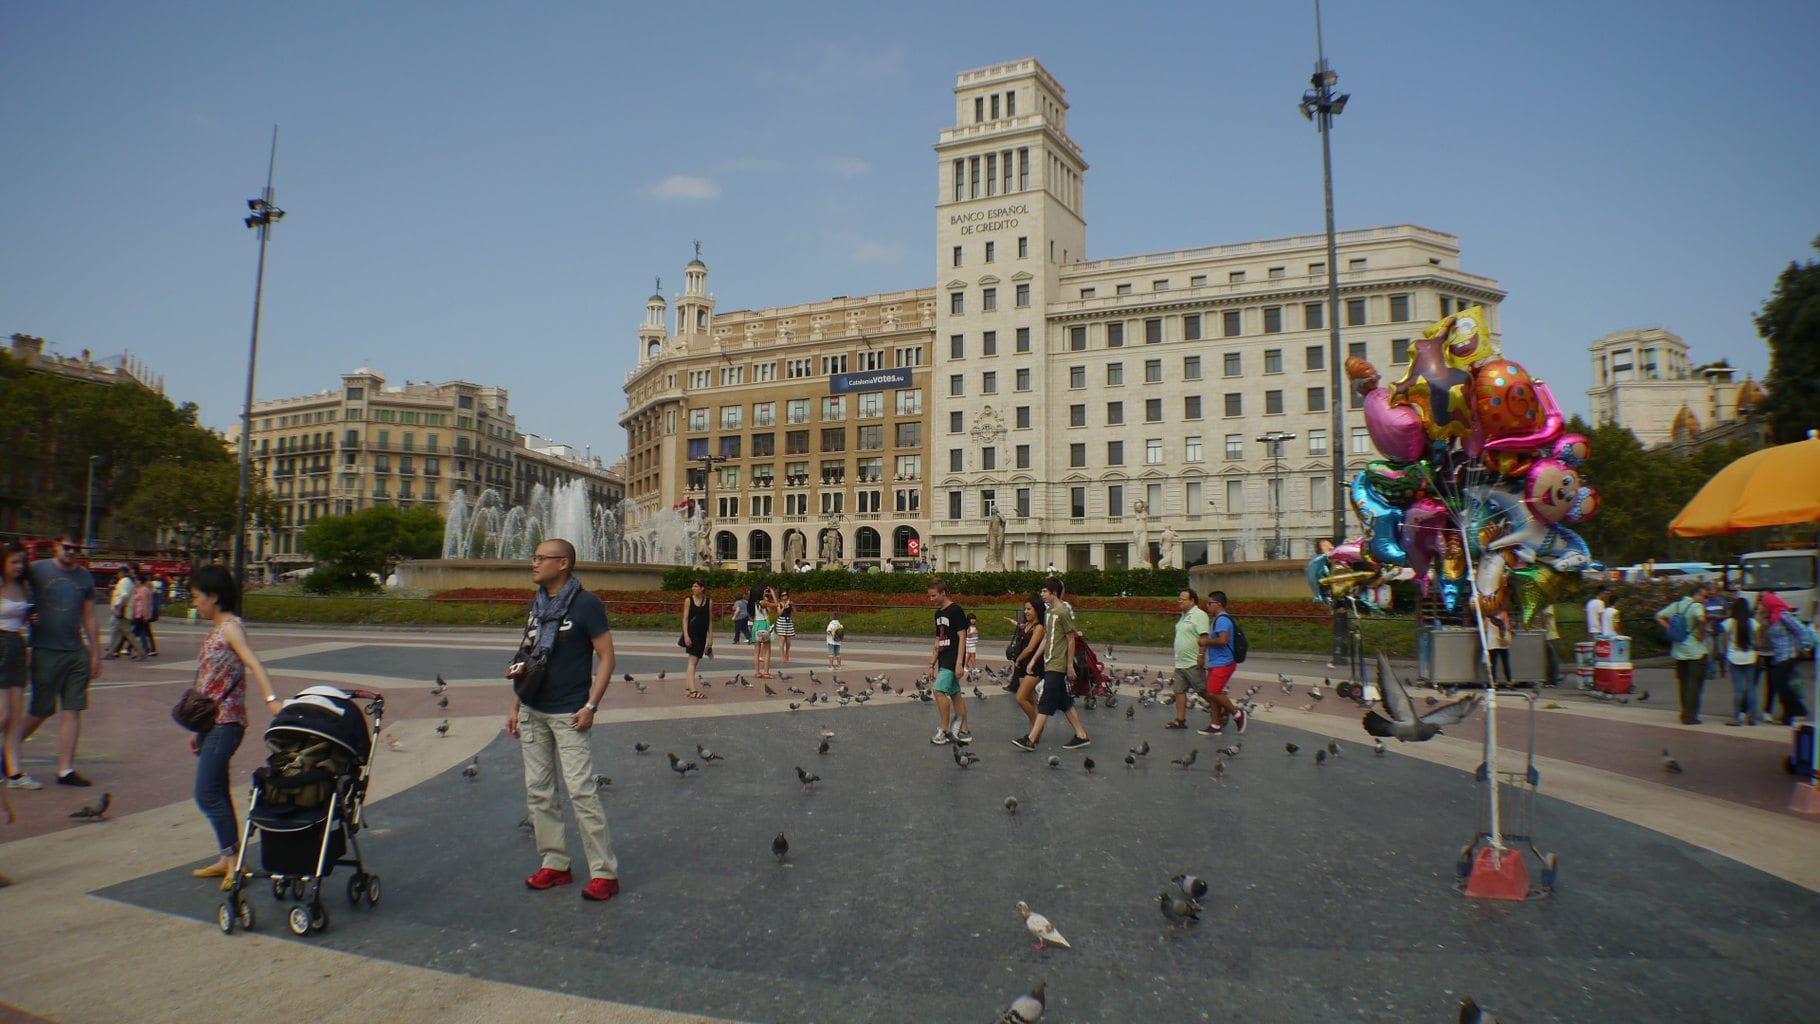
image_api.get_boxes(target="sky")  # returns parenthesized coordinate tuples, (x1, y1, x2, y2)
(4, 0, 1817, 468)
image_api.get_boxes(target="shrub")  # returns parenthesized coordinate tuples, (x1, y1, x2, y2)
(657, 566, 1190, 597)
(299, 566, 381, 595)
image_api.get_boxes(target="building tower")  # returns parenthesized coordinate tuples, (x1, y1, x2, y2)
(639, 282, 668, 364)
(931, 59, 1088, 571)
(676, 247, 715, 343)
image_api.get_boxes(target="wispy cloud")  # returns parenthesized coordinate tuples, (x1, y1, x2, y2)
(643, 175, 720, 201)
(851, 240, 906, 265)
(816, 156, 871, 177)
(719, 156, 790, 174)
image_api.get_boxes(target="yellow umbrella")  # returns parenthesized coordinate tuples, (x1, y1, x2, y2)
(1669, 437, 1820, 536)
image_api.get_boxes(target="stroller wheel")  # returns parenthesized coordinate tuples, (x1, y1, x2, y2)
(347, 874, 366, 907)
(218, 902, 235, 935)
(237, 899, 256, 931)
(308, 899, 329, 932)
(364, 874, 380, 906)
(291, 877, 307, 901)
(288, 905, 311, 936)
(272, 878, 287, 901)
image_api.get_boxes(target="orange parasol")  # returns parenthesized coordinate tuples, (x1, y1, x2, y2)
(1668, 437, 1820, 536)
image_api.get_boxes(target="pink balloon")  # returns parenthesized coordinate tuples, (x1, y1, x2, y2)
(1329, 540, 1366, 567)
(1400, 498, 1451, 585)
(1361, 385, 1427, 462)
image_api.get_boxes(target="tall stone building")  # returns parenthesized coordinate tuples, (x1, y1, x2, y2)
(1586, 327, 1767, 448)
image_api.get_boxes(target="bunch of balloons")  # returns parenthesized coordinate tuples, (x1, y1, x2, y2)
(1305, 306, 1601, 625)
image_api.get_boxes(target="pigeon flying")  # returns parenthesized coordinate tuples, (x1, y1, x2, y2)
(1362, 652, 1481, 742)
(1015, 901, 1071, 949)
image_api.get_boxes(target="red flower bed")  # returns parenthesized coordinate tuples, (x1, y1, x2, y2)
(431, 587, 1328, 621)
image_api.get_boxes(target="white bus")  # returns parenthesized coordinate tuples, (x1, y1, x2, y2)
(1735, 549, 1818, 622)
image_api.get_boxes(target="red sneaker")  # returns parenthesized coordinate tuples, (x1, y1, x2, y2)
(525, 867, 574, 890)
(581, 877, 621, 902)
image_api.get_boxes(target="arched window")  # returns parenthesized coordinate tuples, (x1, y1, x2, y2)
(855, 527, 882, 560)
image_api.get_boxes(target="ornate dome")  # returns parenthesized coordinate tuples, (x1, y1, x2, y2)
(1735, 376, 1767, 412)
(1671, 404, 1702, 441)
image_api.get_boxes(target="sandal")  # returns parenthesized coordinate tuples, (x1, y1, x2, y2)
(1164, 720, 1187, 729)
(685, 690, 706, 700)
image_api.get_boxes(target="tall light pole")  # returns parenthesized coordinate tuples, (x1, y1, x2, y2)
(234, 126, 284, 585)
(696, 453, 726, 565)
(1256, 431, 1297, 560)
(82, 454, 99, 549)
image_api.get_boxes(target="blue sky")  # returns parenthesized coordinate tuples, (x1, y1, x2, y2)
(4, 0, 1816, 466)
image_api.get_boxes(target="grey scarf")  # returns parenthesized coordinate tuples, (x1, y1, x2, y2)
(528, 576, 582, 657)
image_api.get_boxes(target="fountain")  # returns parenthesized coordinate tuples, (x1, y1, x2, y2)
(443, 481, 626, 562)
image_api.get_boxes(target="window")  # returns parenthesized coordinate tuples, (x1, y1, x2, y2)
(1145, 398, 1162, 422)
(896, 488, 920, 513)
(1116, 283, 1133, 296)
(1183, 313, 1202, 341)
(1016, 444, 1030, 469)
(1069, 366, 1086, 389)
(1108, 483, 1125, 517)
(1145, 318, 1163, 344)
(896, 454, 922, 479)
(1346, 298, 1367, 326)
(1228, 271, 1246, 284)
(980, 447, 997, 470)
(1310, 476, 1328, 512)
(1069, 326, 1087, 351)
(895, 389, 922, 415)
(1015, 406, 1031, 429)
(754, 401, 777, 426)
(949, 374, 964, 397)
(982, 288, 998, 312)
(720, 365, 746, 386)
(1181, 355, 1202, 381)
(1146, 439, 1164, 464)
(895, 345, 924, 367)
(1265, 349, 1283, 374)
(858, 393, 883, 419)
(1308, 261, 1326, 278)
(820, 492, 844, 515)
(1144, 359, 1162, 383)
(1222, 310, 1242, 337)
(1265, 390, 1283, 415)
(720, 405, 743, 429)
(719, 436, 742, 459)
(984, 241, 995, 263)
(949, 448, 964, 472)
(1348, 340, 1367, 361)
(1184, 395, 1202, 419)
(822, 396, 846, 420)
(949, 411, 964, 433)
(821, 428, 846, 453)
(1308, 429, 1327, 455)
(1268, 265, 1286, 280)
(1226, 479, 1245, 515)
(1389, 294, 1411, 322)
(1225, 393, 1242, 417)
(1069, 443, 1086, 468)
(1350, 426, 1372, 454)
(950, 334, 965, 359)
(1306, 345, 1325, 371)
(857, 490, 882, 514)
(1016, 327, 1030, 353)
(821, 460, 846, 486)
(1263, 306, 1283, 333)
(1305, 302, 1324, 330)
(1015, 487, 1030, 516)
(689, 409, 708, 431)
(1017, 236, 1028, 258)
(787, 399, 810, 424)
(1225, 434, 1244, 460)
(982, 330, 997, 356)
(1223, 352, 1242, 377)
(1106, 401, 1124, 425)
(1107, 322, 1124, 348)
(1069, 486, 1087, 519)
(820, 354, 848, 376)
(687, 438, 709, 459)
(1307, 387, 1326, 412)
(1015, 283, 1030, 307)
(752, 432, 776, 457)
(1080, 287, 1096, 300)
(982, 371, 998, 394)
(1016, 368, 1031, 391)
(1107, 440, 1124, 465)
(858, 350, 886, 371)
(1069, 404, 1087, 427)
(1107, 363, 1124, 386)
(688, 369, 712, 389)
(1348, 257, 1367, 271)
(1185, 436, 1203, 462)
(858, 425, 883, 451)
(1390, 338, 1411, 364)
(785, 431, 810, 456)
(950, 292, 964, 315)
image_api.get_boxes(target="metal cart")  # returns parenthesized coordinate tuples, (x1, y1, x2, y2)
(1456, 689, 1559, 898)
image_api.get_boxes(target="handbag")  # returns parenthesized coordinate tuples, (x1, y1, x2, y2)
(507, 640, 548, 703)
(172, 689, 218, 734)
(1005, 629, 1025, 664)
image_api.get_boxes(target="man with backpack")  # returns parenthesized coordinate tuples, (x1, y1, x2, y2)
(1655, 583, 1712, 725)
(1200, 591, 1248, 736)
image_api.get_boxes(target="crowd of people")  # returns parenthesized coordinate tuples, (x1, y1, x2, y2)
(1643, 581, 1816, 727)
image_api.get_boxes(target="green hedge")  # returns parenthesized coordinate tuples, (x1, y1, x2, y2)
(658, 566, 1190, 597)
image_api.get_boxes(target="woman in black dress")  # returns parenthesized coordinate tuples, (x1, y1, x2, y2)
(679, 579, 712, 699)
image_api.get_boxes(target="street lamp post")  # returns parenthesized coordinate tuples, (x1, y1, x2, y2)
(83, 454, 99, 549)
(1256, 431, 1297, 560)
(696, 453, 726, 565)
(233, 126, 285, 586)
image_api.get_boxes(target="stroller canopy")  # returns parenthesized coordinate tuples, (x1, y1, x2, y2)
(266, 686, 373, 764)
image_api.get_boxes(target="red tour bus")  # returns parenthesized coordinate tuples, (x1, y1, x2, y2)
(17, 538, 193, 589)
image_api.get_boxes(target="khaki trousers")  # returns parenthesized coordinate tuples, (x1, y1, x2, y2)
(518, 705, 618, 880)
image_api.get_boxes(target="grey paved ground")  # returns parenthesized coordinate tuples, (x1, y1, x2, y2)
(100, 688, 1820, 1024)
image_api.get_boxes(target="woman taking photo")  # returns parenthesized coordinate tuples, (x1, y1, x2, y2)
(774, 590, 797, 666)
(751, 586, 777, 679)
(1, 543, 35, 789)
(678, 579, 711, 700)
(185, 565, 282, 888)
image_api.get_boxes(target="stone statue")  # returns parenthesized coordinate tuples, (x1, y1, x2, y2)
(1158, 524, 1180, 570)
(694, 517, 713, 568)
(985, 510, 1007, 571)
(819, 530, 842, 568)
(1131, 499, 1153, 569)
(784, 530, 806, 569)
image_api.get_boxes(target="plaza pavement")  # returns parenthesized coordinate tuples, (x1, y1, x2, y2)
(1, 618, 1817, 1023)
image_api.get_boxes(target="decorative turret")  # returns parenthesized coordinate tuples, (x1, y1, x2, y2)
(677, 241, 715, 338)
(639, 277, 668, 363)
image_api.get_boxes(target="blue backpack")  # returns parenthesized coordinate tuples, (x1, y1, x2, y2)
(1664, 601, 1692, 644)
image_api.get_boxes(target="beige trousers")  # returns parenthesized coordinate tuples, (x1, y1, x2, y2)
(518, 705, 618, 880)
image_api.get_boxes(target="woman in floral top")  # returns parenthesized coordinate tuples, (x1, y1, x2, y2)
(186, 565, 282, 887)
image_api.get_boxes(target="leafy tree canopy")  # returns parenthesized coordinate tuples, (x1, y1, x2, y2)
(1755, 236, 1820, 443)
(299, 505, 445, 581)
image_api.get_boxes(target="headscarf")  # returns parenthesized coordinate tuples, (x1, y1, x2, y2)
(1761, 591, 1792, 627)
(528, 576, 582, 657)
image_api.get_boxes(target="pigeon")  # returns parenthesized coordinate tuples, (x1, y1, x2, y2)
(954, 745, 981, 768)
(974, 686, 989, 701)
(788, 686, 806, 695)
(772, 832, 789, 863)
(1285, 742, 1300, 756)
(1016, 901, 1071, 949)
(1279, 673, 1295, 693)
(1158, 891, 1200, 930)
(437, 695, 449, 708)
(1171, 749, 1198, 769)
(435, 719, 450, 737)
(1172, 873, 1209, 905)
(667, 752, 699, 777)
(795, 766, 820, 791)
(1212, 760, 1225, 782)
(1308, 684, 1325, 701)
(385, 733, 402, 751)
(1459, 997, 1500, 1024)
(1315, 749, 1328, 766)
(462, 756, 480, 781)
(1124, 753, 1138, 769)
(1218, 744, 1241, 758)
(594, 774, 611, 790)
(634, 681, 649, 693)
(1047, 756, 1061, 769)
(1373, 739, 1386, 756)
(1126, 704, 1135, 720)
(764, 683, 778, 696)
(634, 742, 650, 754)
(1637, 690, 1651, 702)
(69, 792, 111, 820)
(697, 744, 725, 763)
(430, 675, 447, 695)
(622, 674, 634, 682)
(1000, 980, 1046, 1023)
(1661, 748, 1684, 774)
(1004, 796, 1019, 815)
(1083, 757, 1095, 773)
(788, 702, 802, 711)
(818, 739, 830, 756)
(1327, 739, 1341, 757)
(1130, 740, 1150, 757)
(657, 670, 666, 680)
(1362, 653, 1481, 742)
(819, 724, 835, 740)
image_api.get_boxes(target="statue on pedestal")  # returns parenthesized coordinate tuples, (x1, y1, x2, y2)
(1131, 499, 1153, 569)
(694, 517, 714, 568)
(985, 510, 1007, 571)
(1158, 524, 1180, 570)
(819, 530, 843, 569)
(784, 530, 806, 569)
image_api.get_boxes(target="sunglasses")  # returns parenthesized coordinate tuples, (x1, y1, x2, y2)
(60, 543, 79, 553)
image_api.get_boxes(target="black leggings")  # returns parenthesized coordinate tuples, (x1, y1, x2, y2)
(1488, 648, 1512, 683)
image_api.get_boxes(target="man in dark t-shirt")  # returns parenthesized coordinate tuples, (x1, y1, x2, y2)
(925, 577, 972, 745)
(507, 538, 621, 903)
(19, 531, 103, 787)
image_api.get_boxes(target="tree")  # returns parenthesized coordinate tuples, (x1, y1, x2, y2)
(113, 461, 280, 562)
(1756, 236, 1820, 443)
(299, 505, 446, 582)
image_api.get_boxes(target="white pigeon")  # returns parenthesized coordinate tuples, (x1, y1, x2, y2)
(1016, 901, 1071, 949)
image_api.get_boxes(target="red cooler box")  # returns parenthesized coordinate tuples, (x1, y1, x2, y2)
(1594, 635, 1632, 664)
(1593, 661, 1634, 695)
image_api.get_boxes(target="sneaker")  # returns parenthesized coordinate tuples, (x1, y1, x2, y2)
(6, 774, 43, 790)
(525, 867, 574, 890)
(581, 877, 620, 902)
(56, 770, 93, 787)
(1061, 735, 1092, 750)
(953, 729, 973, 745)
(930, 730, 952, 746)
(1198, 724, 1223, 736)
(1232, 709, 1249, 735)
(1011, 736, 1036, 752)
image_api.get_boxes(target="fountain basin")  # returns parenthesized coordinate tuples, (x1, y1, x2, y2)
(394, 559, 670, 594)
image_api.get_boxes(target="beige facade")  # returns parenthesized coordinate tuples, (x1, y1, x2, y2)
(1586, 328, 1763, 448)
(621, 59, 1507, 571)
(618, 261, 936, 568)
(236, 370, 621, 570)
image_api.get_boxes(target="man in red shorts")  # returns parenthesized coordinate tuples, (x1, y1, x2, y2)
(1200, 591, 1246, 736)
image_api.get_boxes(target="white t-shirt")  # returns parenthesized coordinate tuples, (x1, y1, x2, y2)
(826, 620, 842, 644)
(1722, 618, 1758, 666)
(1600, 607, 1618, 636)
(1585, 598, 1606, 636)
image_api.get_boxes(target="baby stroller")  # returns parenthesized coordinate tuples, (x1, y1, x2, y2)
(1070, 638, 1115, 708)
(219, 685, 385, 937)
